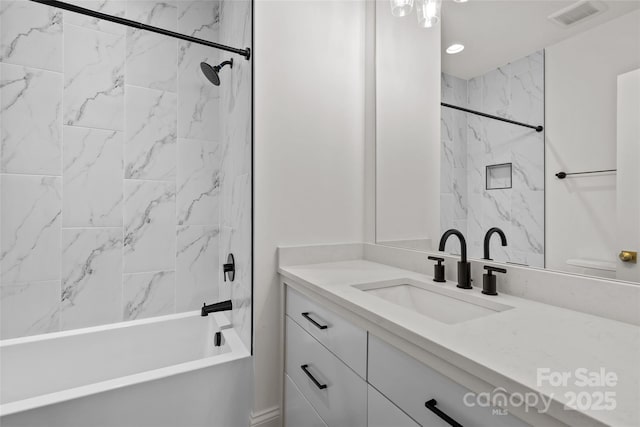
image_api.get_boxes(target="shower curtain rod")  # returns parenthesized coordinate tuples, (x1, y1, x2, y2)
(30, 0, 251, 60)
(441, 102, 543, 133)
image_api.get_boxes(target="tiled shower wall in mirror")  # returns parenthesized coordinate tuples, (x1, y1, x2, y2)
(441, 51, 544, 267)
(0, 0, 252, 349)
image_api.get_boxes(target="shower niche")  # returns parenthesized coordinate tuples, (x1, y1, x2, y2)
(486, 163, 512, 191)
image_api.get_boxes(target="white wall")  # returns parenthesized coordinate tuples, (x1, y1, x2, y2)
(545, 10, 640, 274)
(254, 0, 366, 422)
(375, 0, 440, 244)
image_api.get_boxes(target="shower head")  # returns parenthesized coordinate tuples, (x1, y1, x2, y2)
(200, 58, 233, 86)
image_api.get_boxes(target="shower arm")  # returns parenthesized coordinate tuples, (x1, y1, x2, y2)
(29, 0, 251, 60)
(216, 60, 234, 71)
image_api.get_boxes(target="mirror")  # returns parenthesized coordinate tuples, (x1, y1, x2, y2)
(375, 0, 640, 283)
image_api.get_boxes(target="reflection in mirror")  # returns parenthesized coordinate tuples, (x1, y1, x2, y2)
(441, 49, 545, 268)
(375, 0, 640, 283)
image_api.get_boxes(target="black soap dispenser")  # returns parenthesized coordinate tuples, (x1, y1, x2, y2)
(428, 256, 446, 283)
(482, 265, 506, 295)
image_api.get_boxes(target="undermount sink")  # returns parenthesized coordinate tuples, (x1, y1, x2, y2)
(352, 279, 513, 324)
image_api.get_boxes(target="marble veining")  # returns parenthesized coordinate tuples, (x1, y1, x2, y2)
(61, 228, 123, 330)
(0, 0, 251, 342)
(176, 225, 219, 311)
(125, 85, 177, 181)
(123, 270, 175, 320)
(219, 0, 252, 350)
(482, 65, 510, 117)
(0, 281, 60, 339)
(0, 175, 61, 284)
(178, 40, 220, 140)
(178, 1, 220, 40)
(63, 126, 123, 227)
(64, 0, 127, 35)
(177, 138, 220, 226)
(123, 180, 176, 274)
(126, 1, 178, 92)
(0, 1, 63, 71)
(441, 51, 544, 267)
(0, 63, 63, 175)
(63, 23, 125, 130)
(440, 73, 468, 257)
(125, 29, 177, 92)
(177, 0, 220, 139)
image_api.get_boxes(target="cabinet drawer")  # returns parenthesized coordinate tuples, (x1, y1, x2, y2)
(285, 374, 328, 427)
(368, 385, 419, 427)
(286, 286, 367, 378)
(286, 316, 367, 427)
(368, 335, 529, 427)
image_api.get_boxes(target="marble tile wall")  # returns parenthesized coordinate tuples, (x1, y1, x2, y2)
(441, 51, 544, 267)
(440, 73, 468, 256)
(218, 0, 252, 351)
(0, 0, 252, 341)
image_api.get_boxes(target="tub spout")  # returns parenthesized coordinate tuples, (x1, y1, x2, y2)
(201, 300, 232, 316)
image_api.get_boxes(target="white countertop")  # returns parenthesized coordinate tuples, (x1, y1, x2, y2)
(279, 259, 640, 427)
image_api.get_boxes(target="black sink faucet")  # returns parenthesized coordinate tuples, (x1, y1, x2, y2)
(438, 229, 472, 289)
(483, 227, 507, 261)
(201, 300, 232, 316)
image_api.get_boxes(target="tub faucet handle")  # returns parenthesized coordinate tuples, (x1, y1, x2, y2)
(223, 253, 235, 282)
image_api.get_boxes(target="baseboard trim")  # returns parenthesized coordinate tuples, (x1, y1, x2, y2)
(250, 405, 281, 427)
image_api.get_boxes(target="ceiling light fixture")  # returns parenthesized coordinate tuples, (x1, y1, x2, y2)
(390, 0, 442, 29)
(416, 0, 442, 28)
(390, 0, 414, 17)
(446, 43, 465, 54)
(453, 0, 469, 3)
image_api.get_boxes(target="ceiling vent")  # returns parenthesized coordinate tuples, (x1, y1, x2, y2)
(548, 1, 608, 27)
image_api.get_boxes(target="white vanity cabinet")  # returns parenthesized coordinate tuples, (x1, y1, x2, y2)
(283, 282, 532, 427)
(285, 317, 367, 427)
(368, 335, 529, 427)
(368, 384, 420, 427)
(284, 374, 328, 427)
(284, 286, 368, 427)
(286, 287, 367, 378)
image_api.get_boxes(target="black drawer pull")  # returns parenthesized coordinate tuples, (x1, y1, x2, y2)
(301, 312, 328, 330)
(425, 399, 463, 427)
(300, 364, 327, 390)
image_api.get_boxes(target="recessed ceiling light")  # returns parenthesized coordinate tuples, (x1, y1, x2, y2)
(446, 43, 465, 54)
(453, 0, 468, 3)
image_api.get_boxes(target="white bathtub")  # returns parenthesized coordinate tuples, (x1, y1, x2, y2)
(0, 311, 252, 427)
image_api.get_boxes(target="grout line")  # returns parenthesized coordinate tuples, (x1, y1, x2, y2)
(63, 16, 126, 38)
(0, 172, 62, 178)
(123, 177, 176, 184)
(61, 226, 123, 230)
(62, 123, 123, 133)
(124, 82, 178, 95)
(0, 59, 63, 76)
(123, 269, 176, 277)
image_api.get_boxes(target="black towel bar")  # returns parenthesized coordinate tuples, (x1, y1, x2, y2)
(556, 169, 617, 179)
